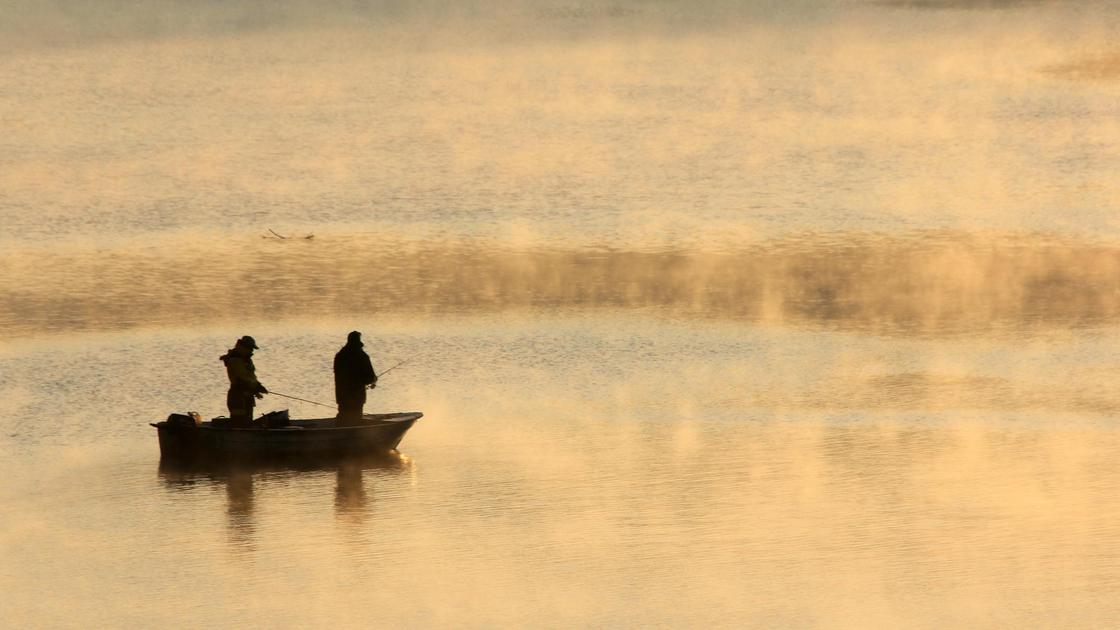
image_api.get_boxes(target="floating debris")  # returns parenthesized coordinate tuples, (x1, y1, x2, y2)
(263, 229, 314, 240)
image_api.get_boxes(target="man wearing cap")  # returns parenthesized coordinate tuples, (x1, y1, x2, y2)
(334, 331, 377, 426)
(220, 335, 268, 428)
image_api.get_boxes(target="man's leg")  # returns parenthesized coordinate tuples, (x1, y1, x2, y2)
(337, 399, 363, 426)
(228, 390, 253, 428)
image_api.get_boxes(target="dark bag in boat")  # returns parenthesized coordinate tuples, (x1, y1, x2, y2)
(166, 412, 201, 428)
(257, 409, 291, 428)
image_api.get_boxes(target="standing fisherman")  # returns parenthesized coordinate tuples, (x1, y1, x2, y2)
(220, 335, 268, 427)
(334, 331, 377, 426)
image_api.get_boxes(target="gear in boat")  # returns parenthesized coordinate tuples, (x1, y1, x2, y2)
(151, 410, 422, 460)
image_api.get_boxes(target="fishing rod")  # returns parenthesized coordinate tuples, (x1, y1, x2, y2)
(376, 359, 409, 380)
(265, 358, 407, 401)
(364, 359, 410, 389)
(271, 360, 409, 402)
(268, 391, 335, 409)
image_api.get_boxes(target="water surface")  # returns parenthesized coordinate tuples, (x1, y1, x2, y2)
(2, 1, 1120, 627)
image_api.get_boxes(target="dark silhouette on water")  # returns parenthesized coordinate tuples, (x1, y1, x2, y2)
(153, 332, 419, 459)
(219, 335, 268, 427)
(151, 412, 422, 459)
(157, 453, 412, 539)
(224, 468, 256, 550)
(334, 331, 377, 426)
(335, 459, 367, 516)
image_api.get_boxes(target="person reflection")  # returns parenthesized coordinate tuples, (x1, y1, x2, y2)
(225, 467, 256, 550)
(335, 459, 367, 520)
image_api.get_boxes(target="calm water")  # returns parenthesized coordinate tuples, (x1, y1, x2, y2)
(3, 1, 1120, 627)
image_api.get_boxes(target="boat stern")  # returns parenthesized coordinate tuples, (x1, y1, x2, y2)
(151, 421, 202, 459)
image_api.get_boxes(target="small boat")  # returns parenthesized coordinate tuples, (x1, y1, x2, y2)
(151, 411, 422, 460)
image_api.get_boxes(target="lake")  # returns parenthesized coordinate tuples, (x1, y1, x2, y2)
(2, 1, 1119, 627)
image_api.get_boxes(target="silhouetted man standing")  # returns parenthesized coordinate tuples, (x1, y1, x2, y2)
(220, 335, 268, 427)
(334, 331, 377, 426)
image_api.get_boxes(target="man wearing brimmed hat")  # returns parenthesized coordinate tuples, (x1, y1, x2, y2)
(333, 331, 377, 426)
(219, 335, 268, 427)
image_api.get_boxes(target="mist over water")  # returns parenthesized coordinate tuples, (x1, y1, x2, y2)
(4, 231, 1120, 338)
(3, 1, 1120, 627)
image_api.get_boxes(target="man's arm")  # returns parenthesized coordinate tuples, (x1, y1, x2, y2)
(363, 355, 377, 387)
(230, 358, 265, 393)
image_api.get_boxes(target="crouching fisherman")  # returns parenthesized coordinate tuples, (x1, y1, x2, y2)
(220, 335, 268, 427)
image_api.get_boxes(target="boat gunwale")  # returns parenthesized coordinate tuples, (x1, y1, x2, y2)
(149, 412, 422, 432)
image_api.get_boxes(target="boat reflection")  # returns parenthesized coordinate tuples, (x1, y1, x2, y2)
(158, 452, 414, 545)
(157, 450, 414, 481)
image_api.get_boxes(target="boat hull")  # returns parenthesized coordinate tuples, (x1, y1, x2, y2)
(152, 412, 421, 460)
